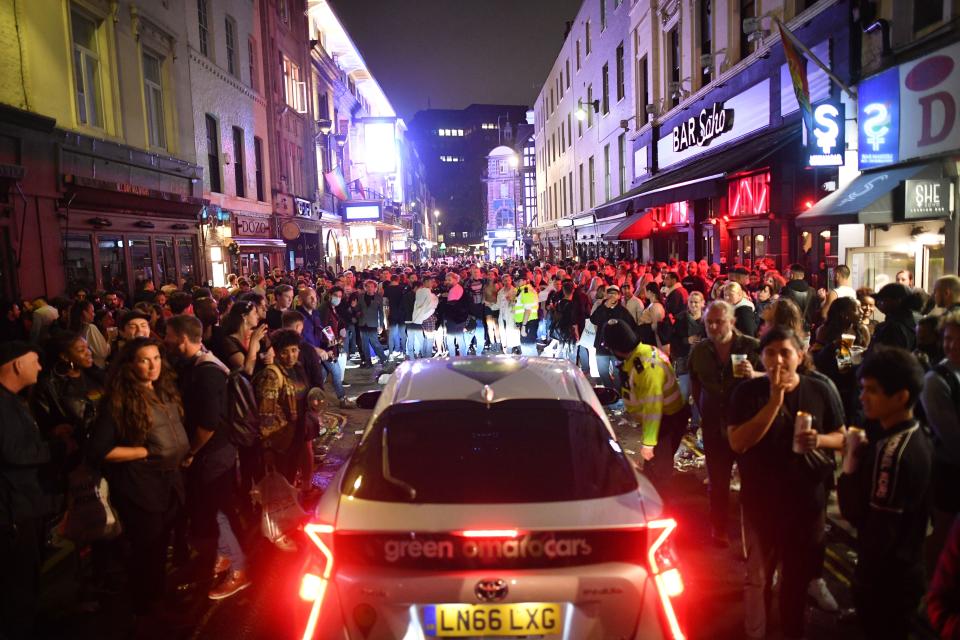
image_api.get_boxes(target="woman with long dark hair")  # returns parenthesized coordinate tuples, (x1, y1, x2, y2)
(214, 299, 268, 376)
(88, 337, 189, 616)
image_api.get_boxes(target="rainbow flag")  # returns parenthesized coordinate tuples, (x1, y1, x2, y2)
(325, 166, 349, 201)
(779, 22, 814, 141)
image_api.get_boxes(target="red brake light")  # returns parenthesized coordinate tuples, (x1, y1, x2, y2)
(456, 529, 521, 539)
(647, 518, 685, 640)
(301, 523, 335, 640)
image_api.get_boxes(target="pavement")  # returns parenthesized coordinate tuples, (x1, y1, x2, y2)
(28, 353, 909, 639)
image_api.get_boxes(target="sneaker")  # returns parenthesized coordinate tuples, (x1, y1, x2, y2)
(208, 570, 251, 601)
(212, 555, 231, 578)
(807, 577, 839, 612)
(339, 397, 354, 409)
(345, 362, 360, 369)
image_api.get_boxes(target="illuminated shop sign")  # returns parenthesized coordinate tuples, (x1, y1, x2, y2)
(904, 179, 955, 219)
(858, 67, 900, 168)
(234, 214, 271, 237)
(806, 102, 845, 167)
(363, 119, 398, 174)
(727, 171, 771, 217)
(672, 102, 733, 152)
(343, 202, 382, 221)
(294, 197, 312, 217)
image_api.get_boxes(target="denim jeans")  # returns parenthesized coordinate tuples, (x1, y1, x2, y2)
(216, 510, 246, 572)
(595, 354, 619, 389)
(406, 324, 423, 358)
(678, 372, 701, 427)
(519, 319, 540, 356)
(388, 323, 406, 354)
(359, 328, 386, 363)
(345, 325, 357, 359)
(322, 358, 346, 399)
(422, 330, 436, 357)
(468, 319, 486, 353)
(445, 328, 468, 357)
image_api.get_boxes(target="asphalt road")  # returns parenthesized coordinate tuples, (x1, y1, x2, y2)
(35, 357, 866, 640)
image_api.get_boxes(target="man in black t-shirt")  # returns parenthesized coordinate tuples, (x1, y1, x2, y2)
(728, 326, 843, 640)
(165, 316, 250, 601)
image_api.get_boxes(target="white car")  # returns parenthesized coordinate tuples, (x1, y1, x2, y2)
(297, 356, 686, 640)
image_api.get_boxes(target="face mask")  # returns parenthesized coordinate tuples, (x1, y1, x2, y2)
(331, 297, 342, 306)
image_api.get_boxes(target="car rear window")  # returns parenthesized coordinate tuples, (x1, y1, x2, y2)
(341, 399, 638, 504)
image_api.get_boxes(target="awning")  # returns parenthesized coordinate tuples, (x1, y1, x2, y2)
(596, 126, 800, 218)
(233, 238, 287, 250)
(603, 211, 656, 241)
(795, 163, 939, 226)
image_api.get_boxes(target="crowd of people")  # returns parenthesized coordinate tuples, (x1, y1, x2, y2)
(1, 255, 960, 639)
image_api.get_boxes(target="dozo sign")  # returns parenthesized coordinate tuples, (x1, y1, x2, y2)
(904, 179, 955, 220)
(858, 42, 960, 169)
(234, 214, 271, 237)
(806, 102, 845, 167)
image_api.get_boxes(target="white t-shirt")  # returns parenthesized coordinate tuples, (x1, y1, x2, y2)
(833, 285, 856, 300)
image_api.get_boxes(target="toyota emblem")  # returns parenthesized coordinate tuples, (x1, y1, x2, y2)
(475, 578, 508, 602)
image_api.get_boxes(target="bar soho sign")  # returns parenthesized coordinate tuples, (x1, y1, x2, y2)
(904, 179, 954, 219)
(672, 102, 734, 152)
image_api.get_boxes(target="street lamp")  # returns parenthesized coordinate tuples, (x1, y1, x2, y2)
(433, 209, 440, 218)
(575, 98, 601, 121)
(508, 154, 519, 169)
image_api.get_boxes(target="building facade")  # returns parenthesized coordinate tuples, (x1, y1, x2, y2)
(188, 0, 275, 286)
(408, 104, 529, 252)
(1, 0, 206, 300)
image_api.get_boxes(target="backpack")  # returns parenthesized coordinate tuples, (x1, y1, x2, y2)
(196, 352, 261, 448)
(928, 363, 960, 513)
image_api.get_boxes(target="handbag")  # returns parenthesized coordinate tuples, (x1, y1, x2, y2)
(577, 320, 598, 349)
(60, 464, 122, 544)
(251, 469, 307, 543)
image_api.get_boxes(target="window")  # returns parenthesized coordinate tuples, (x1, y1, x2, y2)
(142, 51, 165, 148)
(566, 113, 572, 149)
(699, 0, 712, 87)
(588, 156, 596, 207)
(740, 0, 755, 60)
(64, 233, 95, 292)
(281, 55, 306, 112)
(604, 144, 612, 202)
(600, 0, 606, 30)
(578, 163, 585, 211)
(560, 176, 566, 216)
(568, 171, 574, 215)
(616, 43, 625, 101)
(560, 121, 565, 151)
(279, 0, 289, 25)
(914, 0, 945, 32)
(565, 59, 570, 89)
(617, 133, 626, 194)
(576, 39, 582, 70)
(197, 0, 210, 57)
(601, 63, 610, 114)
(668, 27, 681, 108)
(248, 38, 258, 90)
(71, 9, 104, 128)
(225, 16, 238, 77)
(585, 20, 591, 55)
(254, 137, 264, 201)
(638, 55, 650, 124)
(587, 84, 594, 127)
(232, 127, 245, 197)
(205, 114, 221, 193)
(99, 235, 127, 291)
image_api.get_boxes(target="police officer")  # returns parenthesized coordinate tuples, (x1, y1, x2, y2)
(839, 346, 932, 639)
(603, 319, 688, 483)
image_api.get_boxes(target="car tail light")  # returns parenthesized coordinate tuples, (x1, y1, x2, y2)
(646, 518, 685, 640)
(455, 528, 521, 539)
(300, 522, 335, 640)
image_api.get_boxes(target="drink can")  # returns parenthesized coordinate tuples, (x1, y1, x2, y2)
(793, 411, 813, 454)
(843, 427, 867, 473)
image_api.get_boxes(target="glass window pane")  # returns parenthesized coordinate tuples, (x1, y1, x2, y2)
(98, 235, 127, 292)
(848, 249, 914, 292)
(64, 233, 95, 293)
(128, 236, 153, 287)
(176, 237, 197, 286)
(143, 52, 160, 83)
(155, 236, 176, 286)
(84, 55, 102, 128)
(71, 12, 97, 50)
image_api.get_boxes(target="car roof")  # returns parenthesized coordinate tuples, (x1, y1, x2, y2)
(384, 356, 593, 405)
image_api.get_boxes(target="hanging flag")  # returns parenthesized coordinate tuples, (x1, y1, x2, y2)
(325, 166, 349, 201)
(778, 21, 814, 140)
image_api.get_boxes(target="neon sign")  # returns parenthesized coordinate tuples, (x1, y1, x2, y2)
(727, 172, 770, 217)
(807, 102, 845, 167)
(858, 67, 900, 168)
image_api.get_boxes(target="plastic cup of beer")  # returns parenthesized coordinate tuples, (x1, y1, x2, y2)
(731, 353, 748, 377)
(850, 346, 865, 365)
(841, 333, 856, 349)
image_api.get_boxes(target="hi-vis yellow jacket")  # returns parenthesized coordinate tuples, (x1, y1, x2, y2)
(620, 343, 685, 447)
(513, 285, 539, 324)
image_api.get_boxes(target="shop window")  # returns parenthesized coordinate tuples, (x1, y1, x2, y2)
(98, 235, 127, 292)
(64, 233, 95, 292)
(71, 8, 105, 128)
(156, 237, 176, 286)
(177, 237, 197, 284)
(129, 236, 154, 286)
(727, 171, 770, 217)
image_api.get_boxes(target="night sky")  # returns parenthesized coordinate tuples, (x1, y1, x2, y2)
(329, 0, 584, 121)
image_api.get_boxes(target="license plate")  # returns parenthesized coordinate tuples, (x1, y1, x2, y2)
(422, 603, 563, 637)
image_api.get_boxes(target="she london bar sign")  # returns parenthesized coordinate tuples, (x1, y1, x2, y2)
(672, 102, 734, 152)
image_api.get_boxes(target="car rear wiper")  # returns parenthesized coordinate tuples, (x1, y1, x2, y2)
(381, 427, 417, 500)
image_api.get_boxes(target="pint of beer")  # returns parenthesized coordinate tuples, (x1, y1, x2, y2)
(731, 353, 748, 378)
